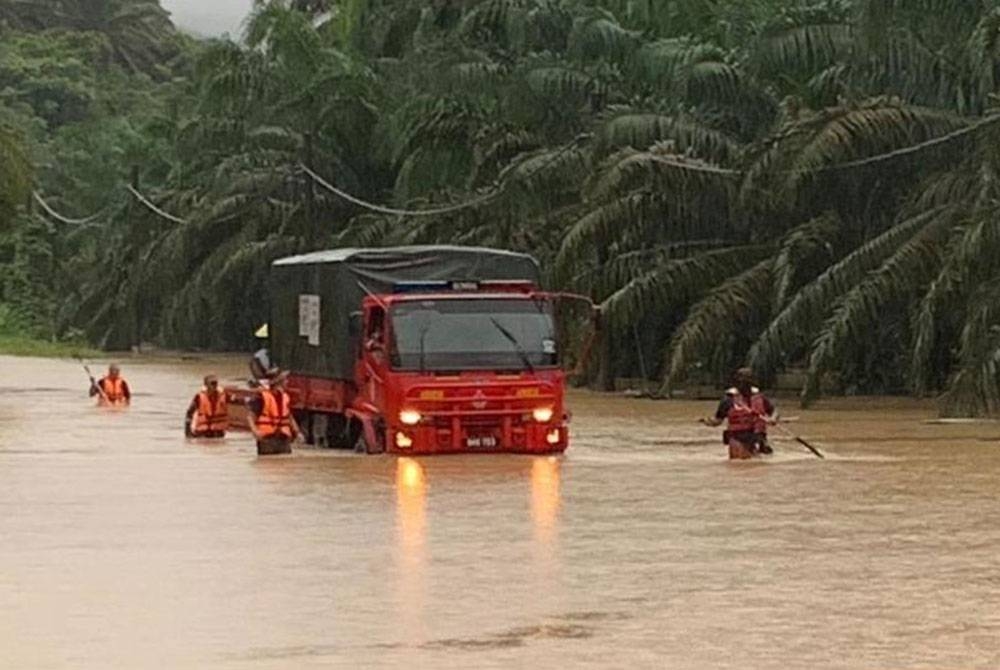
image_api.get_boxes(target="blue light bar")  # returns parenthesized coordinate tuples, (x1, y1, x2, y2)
(391, 280, 535, 294)
(393, 281, 451, 294)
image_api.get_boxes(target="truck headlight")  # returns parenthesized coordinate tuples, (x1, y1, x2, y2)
(532, 407, 554, 423)
(399, 410, 422, 426)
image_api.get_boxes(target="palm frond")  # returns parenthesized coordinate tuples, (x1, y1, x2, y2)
(600, 246, 769, 336)
(755, 21, 854, 76)
(801, 208, 955, 404)
(748, 207, 944, 376)
(554, 192, 656, 288)
(939, 277, 1000, 416)
(771, 212, 842, 309)
(661, 258, 774, 394)
(740, 100, 971, 214)
(567, 9, 640, 63)
(498, 142, 590, 204)
(586, 144, 737, 204)
(596, 112, 740, 163)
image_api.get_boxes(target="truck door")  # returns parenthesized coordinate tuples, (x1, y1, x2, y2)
(361, 305, 388, 406)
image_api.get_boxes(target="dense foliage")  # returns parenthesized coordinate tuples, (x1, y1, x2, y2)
(2, 0, 1000, 414)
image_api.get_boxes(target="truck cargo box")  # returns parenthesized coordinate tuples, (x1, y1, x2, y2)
(269, 246, 542, 380)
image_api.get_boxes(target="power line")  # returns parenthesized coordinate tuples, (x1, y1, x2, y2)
(299, 135, 589, 218)
(646, 156, 742, 176)
(125, 184, 188, 224)
(644, 114, 1000, 177)
(36, 113, 1000, 227)
(299, 163, 499, 217)
(32, 191, 103, 225)
(805, 113, 1000, 173)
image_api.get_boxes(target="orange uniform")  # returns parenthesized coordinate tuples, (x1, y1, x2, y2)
(188, 390, 228, 437)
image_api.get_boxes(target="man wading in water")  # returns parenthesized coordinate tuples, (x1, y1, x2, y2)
(247, 371, 302, 456)
(702, 368, 778, 460)
(185, 375, 228, 439)
(89, 363, 131, 406)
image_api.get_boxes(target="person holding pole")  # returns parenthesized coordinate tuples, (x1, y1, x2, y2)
(88, 363, 131, 406)
(246, 371, 302, 456)
(702, 367, 776, 460)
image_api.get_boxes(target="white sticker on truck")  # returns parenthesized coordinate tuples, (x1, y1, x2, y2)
(299, 294, 321, 346)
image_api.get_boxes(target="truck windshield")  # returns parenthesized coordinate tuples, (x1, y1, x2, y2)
(390, 298, 557, 371)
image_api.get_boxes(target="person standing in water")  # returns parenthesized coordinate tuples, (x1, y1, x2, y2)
(89, 363, 131, 406)
(185, 375, 228, 438)
(703, 368, 777, 459)
(247, 371, 302, 456)
(248, 324, 278, 386)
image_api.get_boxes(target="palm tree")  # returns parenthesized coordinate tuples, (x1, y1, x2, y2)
(68, 0, 180, 76)
(29, 0, 1000, 414)
(0, 0, 182, 76)
(68, 2, 382, 348)
(0, 0, 61, 30)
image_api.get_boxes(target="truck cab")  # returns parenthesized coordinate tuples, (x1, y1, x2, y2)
(349, 281, 567, 454)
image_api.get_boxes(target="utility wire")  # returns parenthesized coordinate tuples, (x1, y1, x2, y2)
(645, 114, 1000, 177)
(298, 135, 588, 218)
(299, 163, 499, 217)
(125, 184, 188, 224)
(32, 191, 103, 225)
(37, 114, 1000, 225)
(805, 113, 1000, 173)
(646, 155, 742, 176)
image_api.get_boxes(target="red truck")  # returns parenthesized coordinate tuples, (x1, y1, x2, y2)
(248, 246, 582, 455)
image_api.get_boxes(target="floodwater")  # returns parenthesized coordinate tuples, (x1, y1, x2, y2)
(2, 355, 1000, 669)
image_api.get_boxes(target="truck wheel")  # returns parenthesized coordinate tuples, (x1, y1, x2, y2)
(355, 422, 386, 455)
(326, 414, 352, 450)
(294, 411, 314, 446)
(311, 413, 330, 448)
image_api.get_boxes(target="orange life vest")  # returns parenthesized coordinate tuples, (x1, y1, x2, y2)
(256, 389, 293, 439)
(194, 390, 228, 434)
(726, 388, 768, 433)
(100, 377, 128, 404)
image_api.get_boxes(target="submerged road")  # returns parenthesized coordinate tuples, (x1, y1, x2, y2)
(1, 355, 999, 669)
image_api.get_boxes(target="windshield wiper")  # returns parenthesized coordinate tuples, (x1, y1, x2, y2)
(490, 317, 534, 373)
(418, 325, 430, 374)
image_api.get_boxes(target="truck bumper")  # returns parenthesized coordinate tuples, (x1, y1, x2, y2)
(386, 422, 569, 455)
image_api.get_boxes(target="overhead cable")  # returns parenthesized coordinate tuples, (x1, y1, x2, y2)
(646, 114, 1000, 177)
(646, 156, 742, 176)
(32, 191, 103, 225)
(125, 184, 188, 224)
(298, 137, 590, 218)
(37, 114, 1000, 228)
(805, 113, 1000, 173)
(299, 163, 499, 217)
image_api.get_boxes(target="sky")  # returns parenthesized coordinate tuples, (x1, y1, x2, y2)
(161, 0, 253, 37)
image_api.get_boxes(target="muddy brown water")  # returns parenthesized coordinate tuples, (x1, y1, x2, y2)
(2, 355, 999, 669)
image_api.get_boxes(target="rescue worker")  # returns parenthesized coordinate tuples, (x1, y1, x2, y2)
(89, 363, 131, 406)
(702, 368, 777, 460)
(185, 375, 228, 438)
(246, 371, 302, 456)
(248, 324, 277, 386)
(365, 307, 387, 363)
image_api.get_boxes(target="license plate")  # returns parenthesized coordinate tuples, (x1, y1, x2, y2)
(466, 435, 498, 449)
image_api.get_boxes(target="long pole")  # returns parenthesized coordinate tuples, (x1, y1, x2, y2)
(773, 421, 825, 459)
(79, 359, 109, 403)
